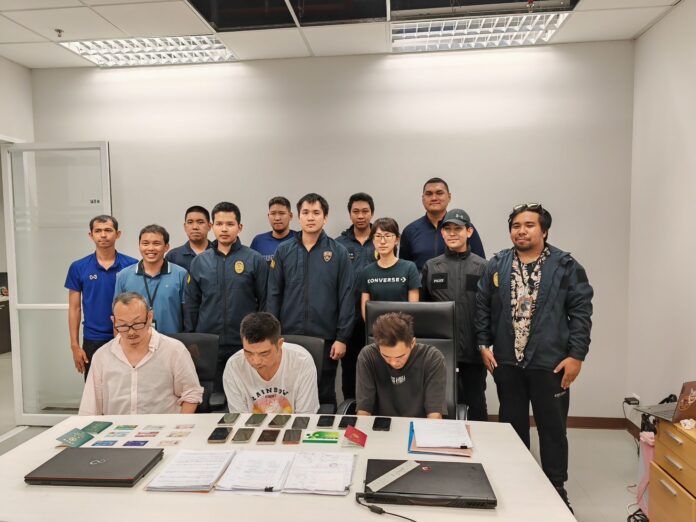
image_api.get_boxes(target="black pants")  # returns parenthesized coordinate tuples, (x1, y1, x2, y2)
(215, 344, 242, 393)
(82, 338, 110, 380)
(457, 362, 488, 421)
(341, 317, 366, 400)
(493, 364, 570, 485)
(318, 339, 338, 408)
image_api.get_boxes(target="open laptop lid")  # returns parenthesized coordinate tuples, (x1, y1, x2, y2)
(635, 381, 696, 422)
(25, 447, 163, 487)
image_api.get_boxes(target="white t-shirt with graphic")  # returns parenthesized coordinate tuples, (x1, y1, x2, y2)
(223, 342, 320, 414)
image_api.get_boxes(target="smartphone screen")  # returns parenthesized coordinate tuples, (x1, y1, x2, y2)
(317, 415, 335, 428)
(338, 416, 358, 429)
(269, 414, 291, 428)
(282, 429, 302, 445)
(257, 429, 280, 444)
(218, 413, 240, 425)
(245, 413, 267, 427)
(207, 427, 232, 443)
(291, 416, 309, 429)
(372, 417, 392, 431)
(231, 428, 255, 443)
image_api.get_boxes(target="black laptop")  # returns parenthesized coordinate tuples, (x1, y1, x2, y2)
(25, 447, 164, 487)
(363, 459, 497, 509)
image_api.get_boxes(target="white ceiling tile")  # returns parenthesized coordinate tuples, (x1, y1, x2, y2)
(217, 28, 310, 60)
(0, 0, 81, 10)
(93, 1, 211, 37)
(577, 0, 677, 10)
(0, 42, 93, 67)
(551, 6, 670, 43)
(4, 7, 125, 41)
(0, 14, 46, 42)
(303, 22, 389, 57)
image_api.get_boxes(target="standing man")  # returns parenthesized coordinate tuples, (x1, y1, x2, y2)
(185, 201, 268, 391)
(114, 225, 187, 334)
(421, 208, 488, 420)
(475, 203, 593, 511)
(65, 215, 137, 377)
(166, 205, 212, 272)
(336, 192, 376, 400)
(400, 178, 485, 270)
(250, 196, 296, 264)
(267, 193, 354, 408)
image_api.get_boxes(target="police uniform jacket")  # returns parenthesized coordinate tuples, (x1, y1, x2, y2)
(336, 225, 375, 315)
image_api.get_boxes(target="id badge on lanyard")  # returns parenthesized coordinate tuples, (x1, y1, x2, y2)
(516, 295, 533, 319)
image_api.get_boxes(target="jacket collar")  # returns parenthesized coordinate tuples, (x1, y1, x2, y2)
(212, 239, 242, 257)
(135, 259, 170, 276)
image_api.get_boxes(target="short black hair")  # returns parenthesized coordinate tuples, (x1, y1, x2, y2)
(89, 215, 118, 232)
(184, 205, 210, 222)
(422, 177, 450, 193)
(508, 205, 553, 235)
(268, 196, 292, 210)
(347, 192, 375, 213)
(139, 224, 169, 244)
(240, 312, 281, 345)
(373, 312, 415, 347)
(297, 193, 329, 216)
(211, 201, 241, 223)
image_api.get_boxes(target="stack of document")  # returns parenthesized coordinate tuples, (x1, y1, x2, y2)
(216, 451, 295, 493)
(283, 452, 356, 496)
(408, 420, 473, 457)
(147, 450, 235, 492)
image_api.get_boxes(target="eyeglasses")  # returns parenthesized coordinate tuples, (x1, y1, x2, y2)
(114, 320, 148, 333)
(373, 233, 396, 242)
(512, 203, 543, 212)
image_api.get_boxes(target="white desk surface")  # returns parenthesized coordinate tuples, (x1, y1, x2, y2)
(0, 414, 576, 522)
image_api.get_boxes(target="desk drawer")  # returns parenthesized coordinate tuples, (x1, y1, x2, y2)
(659, 422, 696, 461)
(650, 462, 696, 522)
(656, 440, 696, 494)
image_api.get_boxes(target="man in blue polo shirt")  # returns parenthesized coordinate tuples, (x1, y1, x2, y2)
(249, 196, 297, 264)
(65, 215, 137, 378)
(166, 205, 213, 272)
(400, 177, 485, 270)
(114, 224, 187, 334)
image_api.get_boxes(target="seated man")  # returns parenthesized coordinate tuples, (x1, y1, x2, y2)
(356, 312, 447, 419)
(79, 291, 203, 415)
(223, 312, 319, 414)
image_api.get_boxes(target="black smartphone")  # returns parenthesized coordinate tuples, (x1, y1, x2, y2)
(218, 413, 240, 425)
(245, 413, 267, 427)
(207, 427, 232, 443)
(231, 428, 255, 443)
(372, 417, 392, 431)
(257, 429, 280, 445)
(269, 414, 291, 428)
(282, 429, 302, 445)
(338, 416, 358, 429)
(317, 415, 335, 428)
(291, 416, 309, 429)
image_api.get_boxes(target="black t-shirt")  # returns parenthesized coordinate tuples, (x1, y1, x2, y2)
(358, 259, 421, 302)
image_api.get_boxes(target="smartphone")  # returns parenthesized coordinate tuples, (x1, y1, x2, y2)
(257, 429, 280, 445)
(317, 415, 335, 428)
(207, 427, 232, 443)
(245, 413, 267, 427)
(372, 417, 392, 432)
(231, 428, 255, 443)
(338, 416, 358, 429)
(218, 413, 240, 426)
(282, 429, 302, 445)
(291, 416, 309, 429)
(269, 414, 291, 428)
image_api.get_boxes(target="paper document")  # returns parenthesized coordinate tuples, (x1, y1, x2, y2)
(283, 452, 356, 496)
(216, 451, 294, 492)
(147, 450, 235, 492)
(412, 419, 473, 448)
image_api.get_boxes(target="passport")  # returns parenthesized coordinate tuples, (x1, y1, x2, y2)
(81, 421, 112, 434)
(56, 428, 94, 447)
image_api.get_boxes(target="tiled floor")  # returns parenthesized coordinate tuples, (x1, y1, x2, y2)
(0, 351, 640, 521)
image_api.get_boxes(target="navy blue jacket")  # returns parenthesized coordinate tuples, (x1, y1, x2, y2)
(184, 240, 267, 346)
(475, 245, 593, 371)
(336, 225, 376, 315)
(266, 231, 354, 343)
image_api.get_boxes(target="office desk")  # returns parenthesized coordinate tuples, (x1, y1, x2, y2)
(0, 414, 575, 522)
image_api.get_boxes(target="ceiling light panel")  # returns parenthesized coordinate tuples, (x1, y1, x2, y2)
(392, 12, 569, 52)
(60, 35, 235, 68)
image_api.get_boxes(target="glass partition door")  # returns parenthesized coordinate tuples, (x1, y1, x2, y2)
(1, 142, 111, 426)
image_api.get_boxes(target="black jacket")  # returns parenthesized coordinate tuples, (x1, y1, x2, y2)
(475, 245, 593, 370)
(336, 225, 375, 315)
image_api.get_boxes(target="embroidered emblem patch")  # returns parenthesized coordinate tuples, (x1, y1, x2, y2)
(323, 251, 332, 262)
(234, 260, 244, 274)
(493, 272, 499, 288)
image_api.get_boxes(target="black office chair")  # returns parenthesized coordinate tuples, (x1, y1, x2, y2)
(337, 301, 466, 419)
(168, 332, 226, 413)
(282, 334, 335, 414)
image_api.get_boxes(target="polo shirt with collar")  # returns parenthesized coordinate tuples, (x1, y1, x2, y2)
(65, 251, 138, 341)
(114, 260, 187, 334)
(166, 240, 213, 272)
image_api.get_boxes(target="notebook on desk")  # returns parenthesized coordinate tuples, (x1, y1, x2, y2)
(363, 459, 497, 509)
(25, 447, 163, 487)
(635, 381, 696, 423)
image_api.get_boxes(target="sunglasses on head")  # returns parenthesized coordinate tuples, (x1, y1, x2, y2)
(512, 203, 543, 213)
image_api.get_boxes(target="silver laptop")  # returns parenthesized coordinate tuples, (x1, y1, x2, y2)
(635, 381, 696, 422)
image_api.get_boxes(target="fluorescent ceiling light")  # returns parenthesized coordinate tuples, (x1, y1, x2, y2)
(392, 12, 569, 53)
(60, 35, 235, 68)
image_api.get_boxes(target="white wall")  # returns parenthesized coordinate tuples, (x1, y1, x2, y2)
(628, 0, 696, 405)
(31, 41, 635, 416)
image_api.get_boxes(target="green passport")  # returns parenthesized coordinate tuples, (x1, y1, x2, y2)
(56, 428, 94, 447)
(81, 421, 112, 434)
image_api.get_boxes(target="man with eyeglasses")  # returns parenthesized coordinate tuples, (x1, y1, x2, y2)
(400, 178, 485, 271)
(79, 292, 203, 415)
(166, 205, 213, 272)
(475, 203, 593, 512)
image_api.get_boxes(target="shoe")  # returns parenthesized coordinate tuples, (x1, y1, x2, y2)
(554, 486, 574, 514)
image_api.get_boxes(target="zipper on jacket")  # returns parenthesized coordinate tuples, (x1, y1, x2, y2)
(303, 248, 310, 332)
(222, 254, 228, 342)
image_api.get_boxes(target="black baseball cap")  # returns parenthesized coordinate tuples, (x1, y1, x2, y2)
(442, 208, 471, 227)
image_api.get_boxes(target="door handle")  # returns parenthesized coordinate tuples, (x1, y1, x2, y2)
(664, 455, 683, 471)
(659, 479, 677, 497)
(667, 431, 684, 445)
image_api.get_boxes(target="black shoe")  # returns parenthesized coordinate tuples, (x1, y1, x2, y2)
(554, 486, 574, 515)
